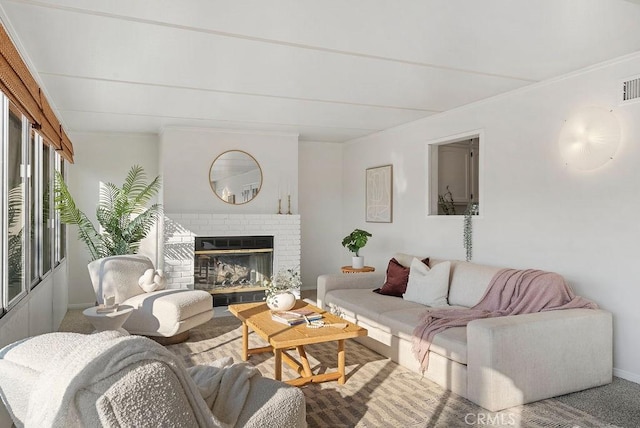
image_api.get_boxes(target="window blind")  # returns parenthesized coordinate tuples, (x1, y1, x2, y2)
(0, 24, 74, 162)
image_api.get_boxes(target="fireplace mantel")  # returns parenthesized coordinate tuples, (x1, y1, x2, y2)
(163, 213, 301, 289)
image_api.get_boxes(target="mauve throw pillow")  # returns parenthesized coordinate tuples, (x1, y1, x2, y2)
(374, 257, 429, 297)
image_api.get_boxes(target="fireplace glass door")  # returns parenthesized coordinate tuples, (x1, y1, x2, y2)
(194, 236, 273, 292)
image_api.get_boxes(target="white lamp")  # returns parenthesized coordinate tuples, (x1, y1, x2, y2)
(558, 107, 621, 171)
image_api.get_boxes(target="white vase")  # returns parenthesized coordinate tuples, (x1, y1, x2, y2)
(266, 291, 296, 311)
(352, 256, 364, 269)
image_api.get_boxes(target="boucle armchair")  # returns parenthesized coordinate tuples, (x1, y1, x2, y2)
(0, 331, 306, 427)
(88, 254, 213, 343)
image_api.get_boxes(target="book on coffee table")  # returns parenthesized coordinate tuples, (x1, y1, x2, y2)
(271, 309, 323, 326)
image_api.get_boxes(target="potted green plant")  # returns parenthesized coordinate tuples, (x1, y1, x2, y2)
(54, 164, 162, 261)
(342, 228, 372, 268)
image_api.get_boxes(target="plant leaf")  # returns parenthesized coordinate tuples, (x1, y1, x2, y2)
(54, 171, 102, 261)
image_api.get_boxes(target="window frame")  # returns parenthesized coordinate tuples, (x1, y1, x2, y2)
(41, 142, 52, 277)
(0, 94, 5, 314)
(3, 97, 30, 310)
(54, 151, 63, 266)
(29, 129, 39, 288)
(30, 131, 44, 289)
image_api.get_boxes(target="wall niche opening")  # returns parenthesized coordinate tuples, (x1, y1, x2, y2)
(428, 134, 480, 216)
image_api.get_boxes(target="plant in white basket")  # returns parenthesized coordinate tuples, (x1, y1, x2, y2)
(264, 268, 302, 311)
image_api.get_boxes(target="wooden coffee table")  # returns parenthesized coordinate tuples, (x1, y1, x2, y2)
(229, 301, 367, 386)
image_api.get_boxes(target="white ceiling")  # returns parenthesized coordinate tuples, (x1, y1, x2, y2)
(1, 0, 639, 143)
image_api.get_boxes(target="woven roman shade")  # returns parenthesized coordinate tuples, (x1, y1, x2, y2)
(0, 23, 74, 162)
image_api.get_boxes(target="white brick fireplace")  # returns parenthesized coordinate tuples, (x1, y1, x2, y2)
(163, 213, 301, 289)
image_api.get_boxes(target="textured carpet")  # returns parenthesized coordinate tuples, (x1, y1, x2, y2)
(555, 377, 640, 428)
(60, 311, 633, 427)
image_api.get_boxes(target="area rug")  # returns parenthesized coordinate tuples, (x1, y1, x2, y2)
(165, 316, 619, 428)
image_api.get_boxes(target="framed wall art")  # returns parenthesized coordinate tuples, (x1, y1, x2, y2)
(366, 164, 393, 223)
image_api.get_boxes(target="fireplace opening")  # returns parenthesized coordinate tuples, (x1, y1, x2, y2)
(194, 236, 273, 306)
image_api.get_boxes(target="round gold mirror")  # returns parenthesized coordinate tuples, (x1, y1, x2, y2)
(209, 150, 263, 204)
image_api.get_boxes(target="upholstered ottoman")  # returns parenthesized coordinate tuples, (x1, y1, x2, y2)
(123, 289, 213, 343)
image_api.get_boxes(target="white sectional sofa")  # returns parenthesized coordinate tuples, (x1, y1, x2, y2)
(317, 258, 613, 411)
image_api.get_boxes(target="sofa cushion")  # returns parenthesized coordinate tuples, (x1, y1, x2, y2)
(403, 259, 450, 307)
(430, 327, 468, 365)
(325, 289, 426, 324)
(378, 307, 468, 365)
(439, 260, 502, 308)
(394, 252, 429, 268)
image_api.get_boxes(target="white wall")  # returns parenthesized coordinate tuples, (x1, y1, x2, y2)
(160, 127, 299, 215)
(66, 132, 160, 307)
(57, 53, 640, 382)
(299, 141, 344, 289)
(341, 52, 640, 382)
(0, 260, 68, 347)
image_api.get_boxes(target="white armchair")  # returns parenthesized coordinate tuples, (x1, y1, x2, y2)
(0, 331, 307, 427)
(88, 255, 213, 343)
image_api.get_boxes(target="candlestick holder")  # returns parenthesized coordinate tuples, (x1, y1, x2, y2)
(277, 198, 282, 215)
(287, 195, 292, 215)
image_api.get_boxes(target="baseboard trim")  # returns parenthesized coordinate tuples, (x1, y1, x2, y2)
(68, 303, 95, 310)
(613, 368, 640, 384)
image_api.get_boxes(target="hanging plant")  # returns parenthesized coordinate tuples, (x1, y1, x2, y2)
(463, 202, 479, 262)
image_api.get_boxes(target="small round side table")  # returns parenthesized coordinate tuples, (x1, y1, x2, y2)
(82, 305, 134, 332)
(341, 266, 375, 274)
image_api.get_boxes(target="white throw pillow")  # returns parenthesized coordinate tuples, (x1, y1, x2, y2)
(154, 270, 167, 290)
(138, 268, 166, 293)
(403, 259, 450, 307)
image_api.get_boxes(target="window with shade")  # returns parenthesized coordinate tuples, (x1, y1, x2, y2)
(0, 23, 74, 316)
(0, 95, 68, 314)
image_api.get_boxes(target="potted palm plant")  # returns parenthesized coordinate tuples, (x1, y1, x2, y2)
(54, 164, 162, 264)
(342, 228, 372, 269)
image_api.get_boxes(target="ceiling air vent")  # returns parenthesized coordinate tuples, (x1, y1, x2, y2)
(622, 76, 640, 103)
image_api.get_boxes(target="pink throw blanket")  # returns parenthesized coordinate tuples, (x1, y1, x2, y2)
(412, 268, 598, 371)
